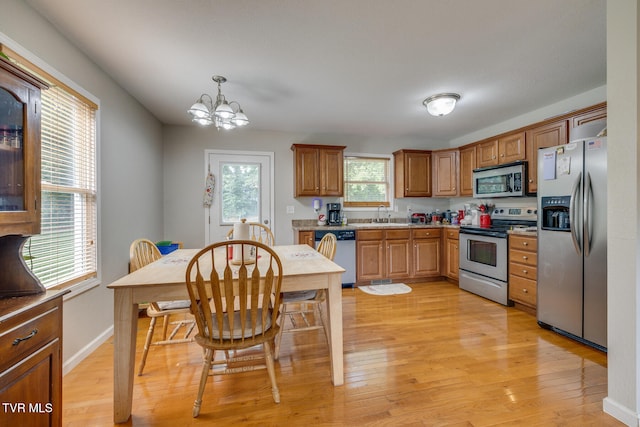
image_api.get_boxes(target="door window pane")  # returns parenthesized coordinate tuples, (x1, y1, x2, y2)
(221, 163, 260, 223)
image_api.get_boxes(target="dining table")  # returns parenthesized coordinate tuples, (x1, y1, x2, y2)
(107, 244, 346, 423)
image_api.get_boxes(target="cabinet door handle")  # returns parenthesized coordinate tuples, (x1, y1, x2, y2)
(522, 288, 528, 293)
(522, 256, 528, 260)
(13, 329, 38, 346)
(522, 242, 528, 246)
(523, 270, 528, 275)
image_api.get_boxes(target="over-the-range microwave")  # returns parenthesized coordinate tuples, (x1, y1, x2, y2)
(472, 161, 527, 198)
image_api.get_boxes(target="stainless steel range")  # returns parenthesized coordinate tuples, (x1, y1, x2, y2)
(459, 206, 537, 305)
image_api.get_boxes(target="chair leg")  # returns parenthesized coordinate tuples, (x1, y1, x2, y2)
(193, 348, 215, 417)
(274, 304, 288, 360)
(161, 314, 170, 340)
(138, 316, 157, 376)
(263, 340, 280, 403)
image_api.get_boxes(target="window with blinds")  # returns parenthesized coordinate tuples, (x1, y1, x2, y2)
(343, 155, 391, 207)
(23, 85, 98, 289)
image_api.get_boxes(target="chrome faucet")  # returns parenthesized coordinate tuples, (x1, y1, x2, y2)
(376, 205, 389, 223)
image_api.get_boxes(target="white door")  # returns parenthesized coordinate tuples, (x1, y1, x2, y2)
(205, 150, 274, 245)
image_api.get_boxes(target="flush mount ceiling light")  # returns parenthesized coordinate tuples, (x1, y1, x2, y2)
(187, 75, 249, 129)
(423, 93, 461, 117)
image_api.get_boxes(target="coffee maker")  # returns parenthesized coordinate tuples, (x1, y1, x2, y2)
(326, 203, 342, 225)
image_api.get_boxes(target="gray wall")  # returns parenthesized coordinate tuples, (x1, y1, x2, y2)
(0, 0, 164, 367)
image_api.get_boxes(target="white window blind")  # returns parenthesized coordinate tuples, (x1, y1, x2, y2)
(23, 85, 97, 288)
(343, 156, 391, 207)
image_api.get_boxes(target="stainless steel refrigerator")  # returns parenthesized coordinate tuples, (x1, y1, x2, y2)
(537, 136, 607, 350)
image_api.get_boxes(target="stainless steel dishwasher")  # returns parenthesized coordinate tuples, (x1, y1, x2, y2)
(314, 229, 356, 287)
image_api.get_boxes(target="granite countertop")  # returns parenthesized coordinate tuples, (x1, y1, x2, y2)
(292, 219, 460, 232)
(507, 228, 537, 236)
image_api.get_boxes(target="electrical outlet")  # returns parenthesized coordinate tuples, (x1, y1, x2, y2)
(286, 205, 294, 214)
(407, 205, 411, 212)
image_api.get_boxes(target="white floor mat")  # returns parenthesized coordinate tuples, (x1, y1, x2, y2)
(358, 283, 412, 296)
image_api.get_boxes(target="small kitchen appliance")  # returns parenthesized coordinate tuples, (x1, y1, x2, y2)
(473, 161, 527, 198)
(411, 213, 427, 224)
(326, 203, 342, 226)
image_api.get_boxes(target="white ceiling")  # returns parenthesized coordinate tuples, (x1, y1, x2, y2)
(26, 0, 606, 142)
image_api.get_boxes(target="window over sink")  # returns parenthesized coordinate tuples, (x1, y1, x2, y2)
(343, 154, 392, 208)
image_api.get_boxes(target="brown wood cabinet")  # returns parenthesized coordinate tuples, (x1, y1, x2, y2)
(393, 149, 432, 198)
(443, 228, 459, 280)
(458, 145, 476, 197)
(296, 230, 314, 247)
(291, 144, 345, 197)
(356, 228, 411, 282)
(356, 229, 386, 282)
(0, 290, 66, 427)
(570, 102, 607, 128)
(0, 57, 47, 298)
(508, 234, 537, 312)
(0, 57, 46, 237)
(476, 131, 526, 168)
(525, 119, 568, 194)
(411, 228, 441, 278)
(432, 149, 459, 197)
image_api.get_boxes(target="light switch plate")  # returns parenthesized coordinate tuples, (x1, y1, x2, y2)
(286, 205, 295, 214)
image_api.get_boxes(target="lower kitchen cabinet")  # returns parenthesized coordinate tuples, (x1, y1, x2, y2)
(443, 228, 459, 280)
(411, 228, 441, 278)
(356, 229, 411, 282)
(0, 290, 67, 427)
(508, 234, 537, 312)
(297, 230, 314, 247)
(356, 229, 386, 281)
(385, 229, 411, 279)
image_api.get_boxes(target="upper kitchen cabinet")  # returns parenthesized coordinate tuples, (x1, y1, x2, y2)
(476, 131, 526, 168)
(292, 144, 346, 197)
(458, 144, 476, 197)
(525, 119, 568, 194)
(393, 149, 432, 198)
(0, 57, 47, 237)
(570, 102, 607, 129)
(432, 149, 459, 197)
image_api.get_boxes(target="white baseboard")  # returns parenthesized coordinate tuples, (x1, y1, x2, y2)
(603, 396, 639, 427)
(62, 325, 114, 376)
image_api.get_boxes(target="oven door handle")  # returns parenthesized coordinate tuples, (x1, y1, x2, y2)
(570, 172, 582, 255)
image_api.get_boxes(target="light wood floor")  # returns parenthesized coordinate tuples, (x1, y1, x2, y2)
(63, 281, 623, 426)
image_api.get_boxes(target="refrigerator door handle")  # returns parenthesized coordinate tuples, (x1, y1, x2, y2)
(570, 172, 582, 255)
(584, 171, 593, 257)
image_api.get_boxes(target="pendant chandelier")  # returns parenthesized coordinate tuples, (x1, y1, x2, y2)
(187, 75, 249, 129)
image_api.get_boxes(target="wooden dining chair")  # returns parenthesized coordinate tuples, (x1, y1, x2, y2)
(274, 232, 337, 359)
(185, 240, 283, 417)
(226, 221, 275, 246)
(129, 238, 195, 376)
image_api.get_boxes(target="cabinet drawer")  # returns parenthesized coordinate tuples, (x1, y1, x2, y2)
(357, 229, 384, 241)
(386, 229, 410, 240)
(0, 304, 60, 372)
(509, 235, 537, 251)
(445, 229, 459, 239)
(509, 248, 537, 267)
(509, 261, 537, 280)
(509, 275, 537, 307)
(412, 228, 441, 239)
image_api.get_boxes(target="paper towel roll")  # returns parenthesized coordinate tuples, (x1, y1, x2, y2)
(232, 219, 250, 263)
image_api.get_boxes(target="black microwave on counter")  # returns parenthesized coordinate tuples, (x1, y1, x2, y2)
(472, 161, 527, 198)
